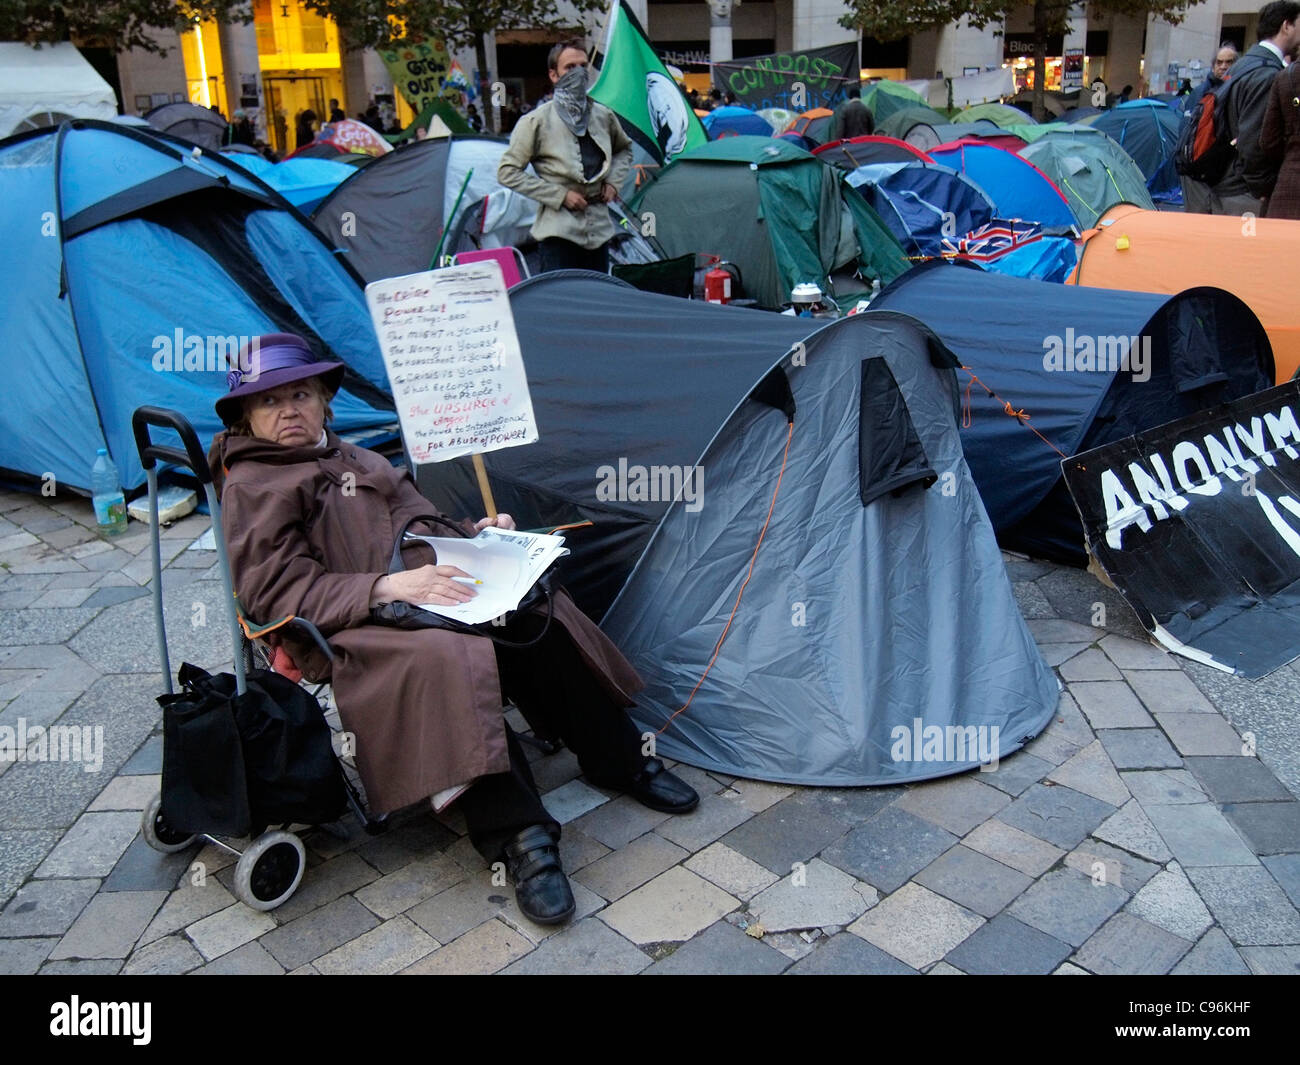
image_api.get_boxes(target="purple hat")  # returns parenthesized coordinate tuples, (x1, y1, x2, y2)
(215, 333, 344, 426)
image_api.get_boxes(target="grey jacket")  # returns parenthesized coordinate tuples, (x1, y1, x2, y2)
(497, 99, 633, 250)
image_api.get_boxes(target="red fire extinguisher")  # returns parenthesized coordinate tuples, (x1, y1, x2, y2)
(704, 263, 732, 304)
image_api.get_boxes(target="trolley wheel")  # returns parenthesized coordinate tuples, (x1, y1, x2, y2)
(141, 793, 197, 854)
(233, 831, 306, 911)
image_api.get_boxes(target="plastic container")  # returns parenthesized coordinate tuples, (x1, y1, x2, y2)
(91, 448, 127, 536)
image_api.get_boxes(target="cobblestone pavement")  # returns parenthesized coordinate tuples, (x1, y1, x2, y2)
(1, 487, 1298, 975)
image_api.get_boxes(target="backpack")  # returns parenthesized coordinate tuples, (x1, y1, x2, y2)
(1175, 53, 1271, 185)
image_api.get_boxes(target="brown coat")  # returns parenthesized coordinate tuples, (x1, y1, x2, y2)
(1261, 64, 1300, 219)
(211, 430, 642, 815)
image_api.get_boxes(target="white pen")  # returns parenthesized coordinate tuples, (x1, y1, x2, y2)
(451, 576, 483, 585)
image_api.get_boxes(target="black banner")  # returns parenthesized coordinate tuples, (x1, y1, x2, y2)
(711, 42, 859, 111)
(1064, 381, 1300, 678)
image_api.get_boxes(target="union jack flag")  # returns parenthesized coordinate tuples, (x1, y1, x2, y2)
(939, 219, 1044, 262)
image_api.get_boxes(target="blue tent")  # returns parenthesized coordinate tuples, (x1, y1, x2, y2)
(220, 154, 357, 214)
(702, 106, 774, 139)
(846, 161, 995, 256)
(870, 263, 1275, 561)
(927, 139, 1077, 232)
(0, 121, 395, 493)
(1091, 100, 1183, 204)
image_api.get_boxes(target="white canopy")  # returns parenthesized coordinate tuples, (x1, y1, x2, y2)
(0, 42, 118, 139)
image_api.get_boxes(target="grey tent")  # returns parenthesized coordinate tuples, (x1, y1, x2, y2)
(419, 273, 1058, 785)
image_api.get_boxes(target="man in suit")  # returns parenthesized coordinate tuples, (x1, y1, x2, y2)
(1211, 1, 1300, 215)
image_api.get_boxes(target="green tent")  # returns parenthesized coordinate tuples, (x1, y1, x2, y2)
(953, 102, 1035, 128)
(862, 82, 931, 123)
(630, 136, 908, 310)
(877, 105, 949, 140)
(1016, 126, 1154, 227)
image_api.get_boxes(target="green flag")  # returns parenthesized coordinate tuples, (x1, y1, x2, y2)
(589, 0, 708, 164)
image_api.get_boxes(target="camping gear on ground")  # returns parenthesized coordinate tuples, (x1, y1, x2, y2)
(814, 135, 931, 170)
(953, 102, 1036, 128)
(778, 108, 835, 148)
(629, 136, 909, 311)
(1091, 99, 1183, 204)
(0, 120, 395, 494)
(418, 272, 1059, 785)
(134, 406, 364, 912)
(704, 261, 734, 303)
(876, 105, 950, 140)
(0, 42, 117, 138)
(870, 261, 1276, 563)
(901, 120, 1005, 153)
(862, 81, 932, 124)
(144, 102, 228, 151)
(784, 280, 838, 317)
(1014, 126, 1155, 227)
(90, 448, 127, 535)
(927, 138, 1078, 232)
(1071, 204, 1300, 383)
(703, 105, 774, 139)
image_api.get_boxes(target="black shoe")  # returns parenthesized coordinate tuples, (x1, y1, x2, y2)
(592, 758, 699, 814)
(503, 825, 574, 925)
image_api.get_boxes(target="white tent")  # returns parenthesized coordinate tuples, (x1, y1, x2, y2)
(0, 42, 118, 139)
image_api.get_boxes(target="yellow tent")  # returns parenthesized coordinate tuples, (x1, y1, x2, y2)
(1071, 204, 1300, 383)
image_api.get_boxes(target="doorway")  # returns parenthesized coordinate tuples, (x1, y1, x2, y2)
(263, 74, 328, 154)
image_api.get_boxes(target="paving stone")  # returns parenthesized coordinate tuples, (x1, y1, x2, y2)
(570, 795, 670, 850)
(120, 934, 204, 975)
(186, 903, 277, 961)
(1099, 634, 1179, 670)
(944, 914, 1072, 975)
(1262, 853, 1300, 908)
(643, 919, 789, 975)
(48, 889, 167, 960)
(1145, 803, 1258, 866)
(1012, 579, 1056, 619)
(1023, 691, 1094, 766)
(1093, 799, 1174, 863)
(820, 806, 958, 893)
(748, 859, 878, 932)
(120, 735, 162, 776)
(103, 835, 194, 892)
(980, 750, 1053, 797)
(138, 877, 237, 947)
(528, 746, 581, 793)
(1059, 648, 1122, 682)
(1119, 769, 1207, 806)
(1184, 865, 1300, 945)
(1220, 801, 1300, 856)
(191, 941, 285, 975)
(312, 915, 438, 975)
(684, 842, 781, 902)
(401, 918, 535, 975)
(963, 819, 1064, 877)
(1071, 681, 1154, 730)
(785, 932, 918, 975)
(39, 958, 122, 975)
(1237, 946, 1300, 975)
(1156, 712, 1247, 757)
(721, 779, 795, 813)
(1052, 962, 1089, 974)
(744, 925, 820, 963)
(999, 783, 1116, 850)
(0, 829, 61, 904)
(260, 895, 380, 971)
(1047, 740, 1131, 805)
(0, 877, 99, 937)
(0, 607, 100, 645)
(539, 778, 609, 824)
(353, 818, 458, 875)
(1127, 861, 1213, 941)
(914, 845, 1033, 917)
(1097, 729, 1182, 771)
(1185, 756, 1292, 803)
(81, 585, 149, 609)
(87, 774, 159, 812)
(407, 871, 604, 946)
(555, 826, 609, 875)
(1063, 839, 1160, 894)
(1007, 868, 1127, 947)
(353, 852, 466, 920)
(572, 832, 687, 901)
(895, 776, 1010, 836)
(655, 792, 755, 853)
(501, 917, 650, 975)
(786, 785, 904, 825)
(1073, 912, 1192, 975)
(268, 851, 379, 924)
(1037, 642, 1092, 667)
(848, 883, 983, 969)
(33, 811, 140, 878)
(1124, 669, 1217, 715)
(0, 936, 57, 975)
(1029, 619, 1100, 644)
(717, 797, 845, 875)
(598, 867, 738, 945)
(927, 961, 966, 974)
(1170, 927, 1250, 975)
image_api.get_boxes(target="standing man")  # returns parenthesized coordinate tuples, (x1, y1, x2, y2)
(1180, 42, 1238, 213)
(498, 40, 633, 273)
(1211, 2, 1300, 215)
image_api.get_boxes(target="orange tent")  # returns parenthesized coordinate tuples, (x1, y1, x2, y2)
(1071, 204, 1300, 383)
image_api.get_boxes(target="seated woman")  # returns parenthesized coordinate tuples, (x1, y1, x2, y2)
(210, 334, 697, 924)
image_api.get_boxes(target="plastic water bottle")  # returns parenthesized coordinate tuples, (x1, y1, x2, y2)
(90, 449, 127, 536)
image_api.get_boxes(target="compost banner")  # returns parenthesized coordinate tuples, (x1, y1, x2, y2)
(1064, 381, 1300, 678)
(379, 38, 467, 116)
(712, 42, 859, 112)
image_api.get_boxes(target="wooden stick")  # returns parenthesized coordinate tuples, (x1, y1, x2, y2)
(472, 452, 497, 519)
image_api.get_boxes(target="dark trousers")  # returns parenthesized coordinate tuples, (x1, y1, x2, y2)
(539, 236, 609, 274)
(458, 615, 644, 861)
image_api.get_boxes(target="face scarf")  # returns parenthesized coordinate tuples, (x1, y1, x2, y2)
(552, 65, 591, 136)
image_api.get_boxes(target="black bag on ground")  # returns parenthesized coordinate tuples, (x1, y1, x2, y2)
(159, 662, 346, 837)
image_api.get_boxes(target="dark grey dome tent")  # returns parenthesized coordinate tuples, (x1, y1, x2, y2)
(419, 272, 1058, 786)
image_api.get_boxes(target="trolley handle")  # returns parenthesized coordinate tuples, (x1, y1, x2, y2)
(132, 406, 212, 485)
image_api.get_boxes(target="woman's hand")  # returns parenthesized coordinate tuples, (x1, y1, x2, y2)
(369, 564, 478, 608)
(474, 513, 516, 532)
